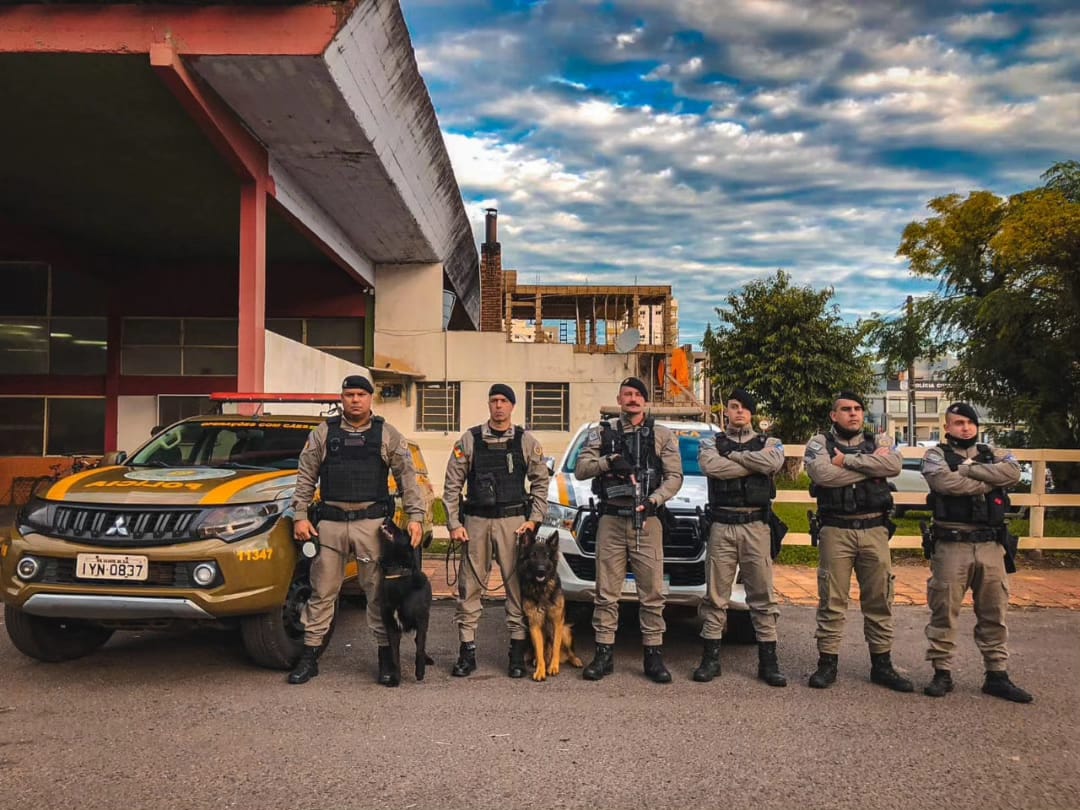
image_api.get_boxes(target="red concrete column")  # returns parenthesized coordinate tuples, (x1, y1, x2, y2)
(103, 313, 122, 451)
(238, 180, 267, 394)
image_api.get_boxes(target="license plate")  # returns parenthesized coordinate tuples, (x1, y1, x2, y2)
(76, 553, 149, 582)
(621, 574, 671, 595)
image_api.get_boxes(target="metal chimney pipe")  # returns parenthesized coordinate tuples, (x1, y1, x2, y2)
(484, 208, 498, 244)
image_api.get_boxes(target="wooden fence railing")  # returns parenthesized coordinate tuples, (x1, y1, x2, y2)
(777, 446, 1080, 551)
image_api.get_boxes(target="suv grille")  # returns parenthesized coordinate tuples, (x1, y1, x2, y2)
(51, 506, 201, 546)
(38, 557, 201, 587)
(574, 511, 704, 559)
(562, 553, 706, 587)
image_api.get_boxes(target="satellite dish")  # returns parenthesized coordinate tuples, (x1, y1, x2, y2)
(614, 327, 641, 354)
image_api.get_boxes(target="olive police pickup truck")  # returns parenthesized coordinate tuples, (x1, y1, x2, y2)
(1, 398, 434, 669)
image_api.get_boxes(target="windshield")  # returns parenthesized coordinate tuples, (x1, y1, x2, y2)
(129, 420, 313, 470)
(563, 426, 717, 476)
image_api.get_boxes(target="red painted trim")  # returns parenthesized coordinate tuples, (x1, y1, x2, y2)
(119, 377, 237, 396)
(104, 315, 122, 452)
(150, 43, 266, 181)
(0, 4, 352, 55)
(238, 181, 267, 395)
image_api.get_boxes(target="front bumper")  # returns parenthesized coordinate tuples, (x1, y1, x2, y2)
(1, 521, 297, 620)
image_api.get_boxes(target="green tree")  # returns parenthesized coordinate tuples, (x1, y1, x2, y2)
(702, 270, 876, 447)
(898, 162, 1080, 490)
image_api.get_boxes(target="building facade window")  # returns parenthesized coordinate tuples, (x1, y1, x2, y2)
(0, 396, 105, 456)
(267, 317, 365, 365)
(416, 382, 460, 432)
(122, 317, 238, 376)
(888, 398, 906, 414)
(920, 397, 939, 414)
(526, 382, 570, 431)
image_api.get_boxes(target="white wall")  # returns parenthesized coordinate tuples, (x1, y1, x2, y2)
(263, 331, 370, 415)
(116, 396, 157, 455)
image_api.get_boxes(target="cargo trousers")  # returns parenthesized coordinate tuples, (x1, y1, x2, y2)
(925, 539, 1009, 672)
(302, 516, 386, 647)
(700, 519, 779, 642)
(453, 514, 527, 643)
(814, 524, 895, 655)
(593, 514, 665, 646)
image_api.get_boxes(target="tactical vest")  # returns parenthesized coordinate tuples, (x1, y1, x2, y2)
(811, 432, 894, 515)
(592, 418, 664, 503)
(319, 416, 390, 503)
(465, 426, 527, 508)
(928, 443, 1009, 525)
(707, 433, 776, 508)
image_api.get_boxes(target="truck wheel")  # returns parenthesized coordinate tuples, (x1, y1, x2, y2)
(4, 604, 114, 662)
(240, 568, 334, 670)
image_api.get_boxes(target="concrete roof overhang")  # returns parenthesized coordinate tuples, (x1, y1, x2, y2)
(0, 1, 480, 327)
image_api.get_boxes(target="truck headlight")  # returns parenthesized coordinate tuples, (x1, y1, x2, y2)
(195, 502, 282, 542)
(17, 498, 55, 534)
(542, 502, 578, 531)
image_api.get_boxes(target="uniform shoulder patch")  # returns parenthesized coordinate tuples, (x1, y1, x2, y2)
(452, 442, 465, 460)
(586, 427, 601, 445)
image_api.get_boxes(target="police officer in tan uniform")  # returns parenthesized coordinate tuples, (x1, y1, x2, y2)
(804, 392, 912, 692)
(444, 384, 550, 678)
(575, 377, 683, 683)
(920, 402, 1031, 702)
(695, 389, 787, 686)
(288, 375, 425, 686)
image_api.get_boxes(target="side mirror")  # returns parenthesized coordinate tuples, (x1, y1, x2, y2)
(151, 425, 166, 436)
(544, 455, 556, 475)
(101, 450, 127, 466)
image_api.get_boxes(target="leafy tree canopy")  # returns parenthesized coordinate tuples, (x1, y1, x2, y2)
(702, 270, 876, 444)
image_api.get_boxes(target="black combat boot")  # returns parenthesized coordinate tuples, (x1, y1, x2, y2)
(757, 641, 788, 687)
(451, 641, 477, 677)
(582, 643, 614, 681)
(924, 669, 953, 698)
(287, 645, 320, 685)
(692, 638, 722, 682)
(869, 651, 914, 693)
(643, 645, 672, 684)
(982, 670, 1033, 703)
(377, 645, 400, 687)
(808, 653, 838, 689)
(508, 638, 529, 679)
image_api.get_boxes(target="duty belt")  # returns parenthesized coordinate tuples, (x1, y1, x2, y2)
(932, 526, 999, 544)
(463, 502, 527, 519)
(320, 503, 389, 522)
(818, 513, 889, 531)
(710, 508, 769, 525)
(599, 503, 655, 518)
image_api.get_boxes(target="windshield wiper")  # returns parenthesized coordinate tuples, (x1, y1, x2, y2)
(212, 462, 272, 470)
(129, 460, 171, 468)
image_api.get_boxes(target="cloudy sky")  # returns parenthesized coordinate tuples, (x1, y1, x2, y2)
(399, 0, 1078, 344)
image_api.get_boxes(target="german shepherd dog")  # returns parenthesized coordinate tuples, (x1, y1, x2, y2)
(517, 527, 583, 681)
(378, 521, 433, 685)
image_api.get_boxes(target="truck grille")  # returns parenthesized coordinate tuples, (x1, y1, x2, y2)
(38, 557, 199, 588)
(574, 512, 704, 559)
(51, 506, 201, 546)
(562, 553, 705, 587)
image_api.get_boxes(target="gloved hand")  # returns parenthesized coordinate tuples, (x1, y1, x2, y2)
(607, 454, 634, 475)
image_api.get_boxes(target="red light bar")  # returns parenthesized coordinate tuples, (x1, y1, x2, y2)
(210, 392, 341, 403)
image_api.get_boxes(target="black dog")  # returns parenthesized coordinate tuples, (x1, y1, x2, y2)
(378, 521, 433, 686)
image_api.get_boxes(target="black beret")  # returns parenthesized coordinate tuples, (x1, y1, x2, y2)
(834, 390, 866, 409)
(488, 383, 516, 405)
(619, 376, 649, 401)
(946, 402, 979, 425)
(341, 375, 374, 393)
(728, 388, 756, 414)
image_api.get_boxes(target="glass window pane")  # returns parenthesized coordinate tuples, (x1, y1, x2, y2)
(157, 396, 214, 427)
(416, 382, 459, 432)
(46, 398, 106, 455)
(123, 346, 182, 375)
(0, 398, 45, 455)
(307, 318, 364, 347)
(50, 317, 107, 375)
(185, 319, 238, 347)
(124, 318, 181, 345)
(0, 262, 48, 316)
(526, 382, 569, 431)
(183, 348, 237, 376)
(0, 319, 49, 373)
(267, 318, 303, 342)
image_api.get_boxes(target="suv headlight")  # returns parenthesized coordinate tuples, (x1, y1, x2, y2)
(17, 497, 55, 534)
(542, 502, 577, 531)
(195, 502, 283, 542)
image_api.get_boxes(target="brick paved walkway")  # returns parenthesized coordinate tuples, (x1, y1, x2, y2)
(422, 558, 1080, 610)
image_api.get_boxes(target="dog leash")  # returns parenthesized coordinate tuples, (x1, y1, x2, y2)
(444, 538, 510, 598)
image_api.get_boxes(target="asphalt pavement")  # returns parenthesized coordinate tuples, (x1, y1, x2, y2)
(1, 601, 1077, 810)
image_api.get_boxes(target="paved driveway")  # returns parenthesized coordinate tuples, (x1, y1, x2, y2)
(1, 602, 1077, 810)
